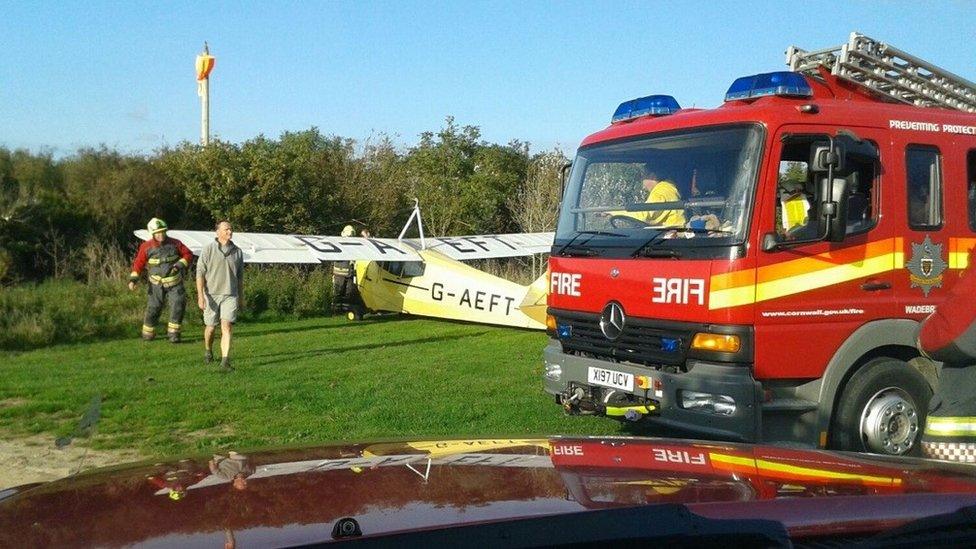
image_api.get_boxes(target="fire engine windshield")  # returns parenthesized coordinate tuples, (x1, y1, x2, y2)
(555, 125, 763, 257)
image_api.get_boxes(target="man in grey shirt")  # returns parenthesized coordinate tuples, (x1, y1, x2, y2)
(196, 220, 245, 372)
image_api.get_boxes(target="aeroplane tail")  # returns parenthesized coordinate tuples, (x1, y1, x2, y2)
(518, 270, 549, 327)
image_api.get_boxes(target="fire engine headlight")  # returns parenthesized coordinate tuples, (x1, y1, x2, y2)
(680, 390, 736, 416)
(544, 362, 562, 381)
(690, 333, 741, 353)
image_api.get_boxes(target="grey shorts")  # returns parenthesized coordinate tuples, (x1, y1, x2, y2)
(204, 295, 239, 326)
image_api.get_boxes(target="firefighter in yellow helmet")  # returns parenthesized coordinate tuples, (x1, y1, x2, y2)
(604, 167, 686, 228)
(129, 218, 193, 342)
(332, 225, 357, 317)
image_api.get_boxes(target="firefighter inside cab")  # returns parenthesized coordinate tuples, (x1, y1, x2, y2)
(604, 166, 686, 229)
(129, 218, 193, 342)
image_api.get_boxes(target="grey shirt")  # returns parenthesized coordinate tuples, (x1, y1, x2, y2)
(197, 239, 244, 297)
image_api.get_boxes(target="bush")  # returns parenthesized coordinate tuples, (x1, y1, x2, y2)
(294, 268, 332, 318)
(0, 266, 335, 351)
(241, 266, 332, 319)
(0, 279, 144, 351)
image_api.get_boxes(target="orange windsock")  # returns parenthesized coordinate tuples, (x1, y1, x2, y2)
(195, 54, 215, 81)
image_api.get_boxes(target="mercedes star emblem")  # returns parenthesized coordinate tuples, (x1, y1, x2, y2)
(600, 302, 626, 340)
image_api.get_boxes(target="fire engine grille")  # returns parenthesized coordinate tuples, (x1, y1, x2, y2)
(551, 310, 694, 368)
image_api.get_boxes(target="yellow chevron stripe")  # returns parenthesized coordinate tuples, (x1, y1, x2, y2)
(950, 252, 969, 269)
(710, 452, 898, 485)
(709, 452, 754, 469)
(709, 284, 756, 310)
(756, 252, 895, 303)
(709, 252, 897, 309)
(708, 238, 911, 310)
(753, 457, 900, 486)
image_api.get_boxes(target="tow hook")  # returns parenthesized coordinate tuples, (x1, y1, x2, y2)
(561, 388, 585, 413)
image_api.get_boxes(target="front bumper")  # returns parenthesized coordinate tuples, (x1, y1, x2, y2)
(543, 341, 762, 442)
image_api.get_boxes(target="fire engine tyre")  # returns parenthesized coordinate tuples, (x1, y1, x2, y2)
(831, 357, 932, 456)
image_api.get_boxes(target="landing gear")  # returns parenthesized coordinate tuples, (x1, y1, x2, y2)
(346, 305, 365, 321)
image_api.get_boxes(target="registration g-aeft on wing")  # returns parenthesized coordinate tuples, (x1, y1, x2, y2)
(136, 205, 552, 330)
(544, 32, 976, 456)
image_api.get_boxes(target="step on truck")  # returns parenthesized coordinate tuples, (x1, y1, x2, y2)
(544, 32, 976, 455)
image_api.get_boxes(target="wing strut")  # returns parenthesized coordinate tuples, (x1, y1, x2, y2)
(397, 199, 427, 250)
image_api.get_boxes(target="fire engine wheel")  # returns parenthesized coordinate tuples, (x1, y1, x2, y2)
(831, 357, 931, 456)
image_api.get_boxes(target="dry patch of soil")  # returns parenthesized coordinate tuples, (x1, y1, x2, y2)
(0, 435, 143, 490)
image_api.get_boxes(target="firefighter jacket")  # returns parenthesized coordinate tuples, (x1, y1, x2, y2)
(332, 261, 353, 278)
(130, 237, 194, 288)
(609, 180, 686, 228)
(918, 248, 976, 364)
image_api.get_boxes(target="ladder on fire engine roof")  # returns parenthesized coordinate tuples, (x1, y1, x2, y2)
(786, 32, 976, 113)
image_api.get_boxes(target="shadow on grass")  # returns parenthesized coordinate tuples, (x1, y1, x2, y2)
(246, 331, 487, 368)
(237, 313, 407, 339)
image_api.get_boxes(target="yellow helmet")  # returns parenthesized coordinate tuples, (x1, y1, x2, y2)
(340, 225, 355, 237)
(147, 218, 168, 235)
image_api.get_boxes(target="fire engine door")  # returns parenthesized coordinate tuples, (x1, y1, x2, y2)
(753, 126, 891, 380)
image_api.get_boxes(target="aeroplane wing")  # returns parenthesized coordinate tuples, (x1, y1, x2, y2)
(134, 230, 554, 263)
(134, 229, 421, 263)
(403, 232, 554, 260)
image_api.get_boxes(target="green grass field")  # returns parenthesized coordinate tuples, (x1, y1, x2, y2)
(0, 315, 627, 459)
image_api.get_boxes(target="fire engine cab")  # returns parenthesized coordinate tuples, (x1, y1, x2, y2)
(544, 33, 976, 456)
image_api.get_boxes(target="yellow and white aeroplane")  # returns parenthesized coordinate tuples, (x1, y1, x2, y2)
(135, 204, 552, 330)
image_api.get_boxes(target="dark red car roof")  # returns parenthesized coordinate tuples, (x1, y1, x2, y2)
(3, 436, 976, 547)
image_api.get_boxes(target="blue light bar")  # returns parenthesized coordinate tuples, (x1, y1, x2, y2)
(725, 71, 812, 102)
(611, 95, 681, 124)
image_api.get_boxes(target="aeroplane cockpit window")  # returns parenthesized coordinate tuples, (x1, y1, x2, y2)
(378, 261, 425, 278)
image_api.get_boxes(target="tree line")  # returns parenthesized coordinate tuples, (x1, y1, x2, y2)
(0, 118, 566, 284)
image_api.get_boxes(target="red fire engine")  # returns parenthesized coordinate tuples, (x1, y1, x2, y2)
(544, 33, 976, 456)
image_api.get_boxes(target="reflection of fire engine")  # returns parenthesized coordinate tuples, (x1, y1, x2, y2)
(545, 32, 976, 455)
(550, 437, 976, 512)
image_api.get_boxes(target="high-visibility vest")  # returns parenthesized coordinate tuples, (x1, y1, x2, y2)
(147, 242, 187, 287)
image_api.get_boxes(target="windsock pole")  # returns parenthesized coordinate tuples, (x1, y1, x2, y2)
(196, 42, 216, 146)
(201, 77, 209, 146)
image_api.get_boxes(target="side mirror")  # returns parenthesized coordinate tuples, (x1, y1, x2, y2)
(810, 141, 845, 173)
(560, 162, 572, 198)
(817, 176, 850, 242)
(762, 232, 781, 252)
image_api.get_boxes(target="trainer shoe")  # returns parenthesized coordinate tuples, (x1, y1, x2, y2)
(219, 357, 234, 373)
(204, 349, 213, 364)
(168, 332, 181, 344)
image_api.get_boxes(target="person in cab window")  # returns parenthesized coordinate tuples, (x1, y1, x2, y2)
(777, 179, 816, 240)
(608, 167, 686, 228)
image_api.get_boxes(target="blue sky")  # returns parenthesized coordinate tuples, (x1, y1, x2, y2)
(2, 1, 974, 156)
